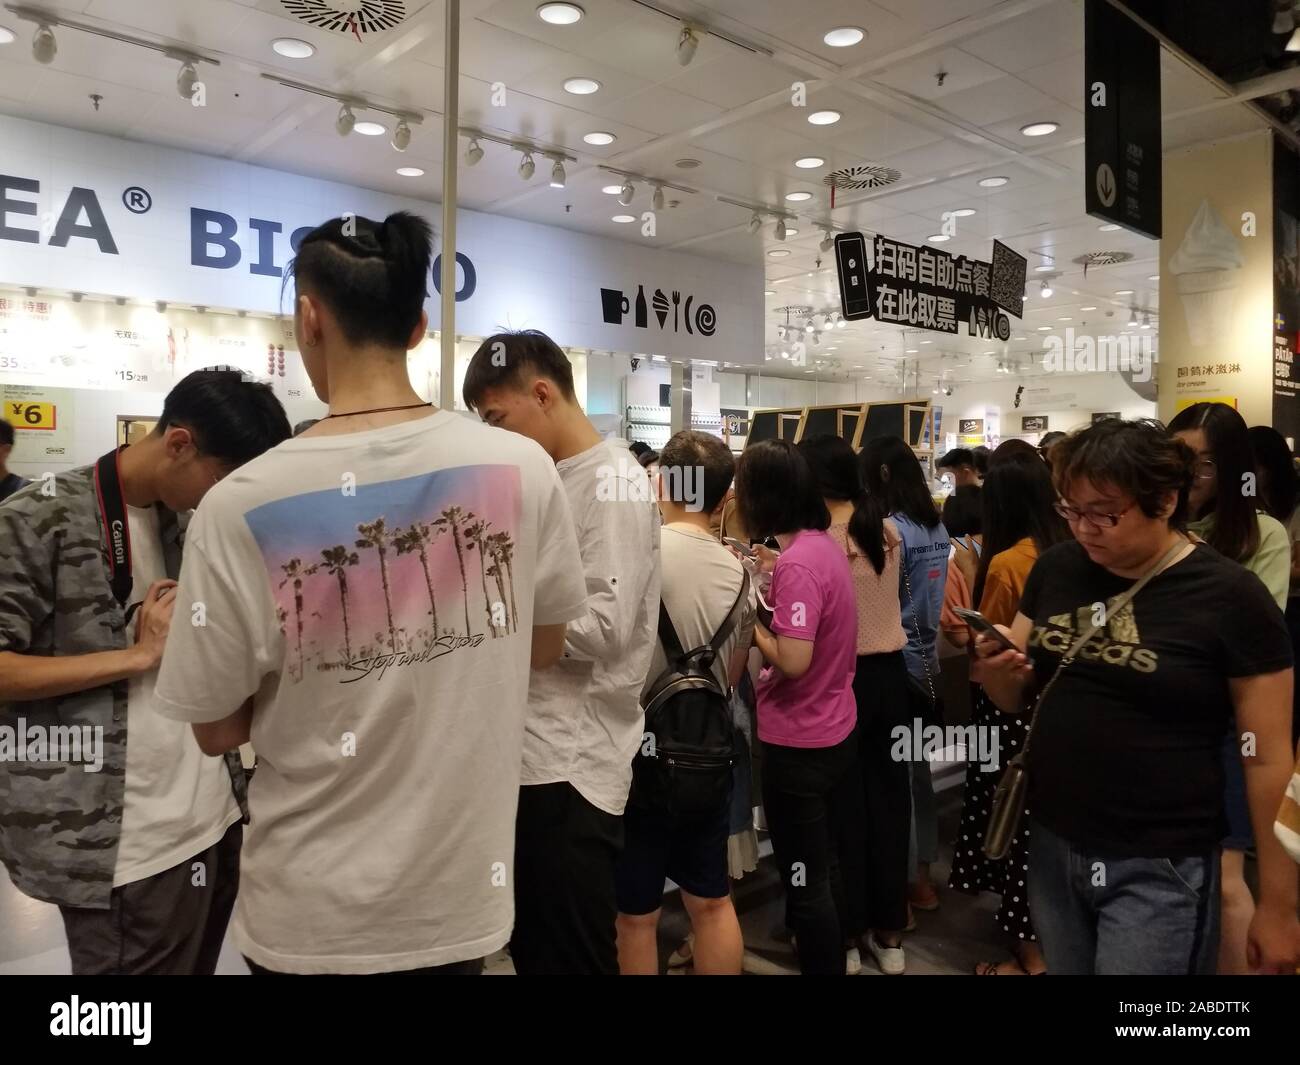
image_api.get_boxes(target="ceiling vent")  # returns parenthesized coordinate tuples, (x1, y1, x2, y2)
(1072, 250, 1134, 268)
(823, 164, 902, 191)
(279, 1, 408, 36)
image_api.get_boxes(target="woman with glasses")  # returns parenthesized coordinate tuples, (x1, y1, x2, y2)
(951, 442, 1070, 976)
(976, 419, 1299, 974)
(1167, 403, 1292, 974)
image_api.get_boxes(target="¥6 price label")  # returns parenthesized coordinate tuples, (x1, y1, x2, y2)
(8, 401, 56, 430)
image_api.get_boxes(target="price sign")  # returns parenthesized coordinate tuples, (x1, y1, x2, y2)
(8, 400, 56, 430)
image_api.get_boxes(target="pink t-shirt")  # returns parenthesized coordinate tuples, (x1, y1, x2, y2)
(756, 529, 859, 748)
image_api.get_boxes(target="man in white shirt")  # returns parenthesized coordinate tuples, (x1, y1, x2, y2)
(154, 213, 589, 974)
(614, 430, 755, 975)
(0, 369, 290, 974)
(465, 330, 661, 975)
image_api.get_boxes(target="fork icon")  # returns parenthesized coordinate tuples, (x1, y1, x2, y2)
(672, 291, 681, 332)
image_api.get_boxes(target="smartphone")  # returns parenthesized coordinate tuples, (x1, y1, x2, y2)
(722, 536, 756, 557)
(952, 607, 1019, 652)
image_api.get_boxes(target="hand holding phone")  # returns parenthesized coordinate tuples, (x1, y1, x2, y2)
(722, 537, 755, 557)
(953, 607, 1018, 653)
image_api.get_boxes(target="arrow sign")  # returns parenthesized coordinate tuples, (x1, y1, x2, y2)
(1095, 163, 1116, 207)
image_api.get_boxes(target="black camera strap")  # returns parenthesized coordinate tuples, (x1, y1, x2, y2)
(93, 447, 134, 609)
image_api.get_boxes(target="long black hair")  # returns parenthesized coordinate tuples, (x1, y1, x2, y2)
(972, 457, 1070, 607)
(287, 211, 433, 350)
(859, 435, 941, 529)
(799, 434, 887, 574)
(1167, 402, 1260, 563)
(1248, 424, 1299, 526)
(735, 439, 830, 542)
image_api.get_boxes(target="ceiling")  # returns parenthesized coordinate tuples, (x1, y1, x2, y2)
(0, 0, 1274, 385)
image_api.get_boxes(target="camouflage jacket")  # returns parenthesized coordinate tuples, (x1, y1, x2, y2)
(0, 467, 248, 909)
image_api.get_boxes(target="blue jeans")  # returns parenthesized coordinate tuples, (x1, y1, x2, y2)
(1027, 820, 1220, 975)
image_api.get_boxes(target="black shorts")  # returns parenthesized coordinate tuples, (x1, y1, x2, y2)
(615, 799, 730, 915)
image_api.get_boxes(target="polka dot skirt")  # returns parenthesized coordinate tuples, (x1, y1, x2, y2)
(947, 685, 1038, 941)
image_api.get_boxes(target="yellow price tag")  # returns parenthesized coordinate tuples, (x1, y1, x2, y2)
(7, 400, 57, 430)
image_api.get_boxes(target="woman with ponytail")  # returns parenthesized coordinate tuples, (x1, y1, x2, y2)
(798, 434, 911, 975)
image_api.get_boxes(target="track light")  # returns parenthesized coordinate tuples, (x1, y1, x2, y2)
(777, 325, 787, 340)
(336, 103, 356, 136)
(820, 229, 834, 252)
(1127, 308, 1138, 328)
(550, 158, 566, 188)
(619, 180, 635, 206)
(392, 119, 411, 151)
(823, 313, 834, 328)
(836, 317, 846, 329)
(519, 152, 536, 180)
(32, 23, 55, 64)
(677, 24, 699, 66)
(177, 61, 199, 100)
(465, 138, 484, 165)
(804, 320, 815, 333)
(748, 213, 763, 234)
(652, 184, 665, 211)
(1040, 280, 1053, 298)
(1141, 312, 1151, 330)
(775, 218, 787, 241)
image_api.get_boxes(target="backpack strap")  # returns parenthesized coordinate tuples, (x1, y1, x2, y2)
(709, 568, 751, 654)
(656, 567, 751, 672)
(657, 600, 687, 667)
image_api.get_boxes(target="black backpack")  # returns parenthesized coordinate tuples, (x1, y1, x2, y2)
(630, 570, 750, 818)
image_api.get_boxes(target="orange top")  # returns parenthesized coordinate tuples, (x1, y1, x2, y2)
(978, 537, 1039, 628)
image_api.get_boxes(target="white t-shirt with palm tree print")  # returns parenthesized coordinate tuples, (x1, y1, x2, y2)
(154, 410, 587, 974)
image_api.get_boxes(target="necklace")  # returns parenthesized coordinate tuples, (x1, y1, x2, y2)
(322, 401, 433, 420)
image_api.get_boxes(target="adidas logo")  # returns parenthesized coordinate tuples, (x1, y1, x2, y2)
(1032, 597, 1157, 673)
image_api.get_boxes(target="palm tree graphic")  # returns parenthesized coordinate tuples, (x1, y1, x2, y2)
(320, 545, 360, 662)
(434, 506, 473, 636)
(464, 518, 498, 637)
(394, 521, 444, 639)
(488, 531, 518, 633)
(279, 558, 319, 679)
(356, 517, 399, 652)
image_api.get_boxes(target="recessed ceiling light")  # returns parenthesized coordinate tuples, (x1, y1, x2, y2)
(601, 184, 622, 195)
(824, 27, 865, 47)
(784, 227, 800, 236)
(905, 348, 919, 353)
(564, 77, 601, 95)
(1081, 305, 1097, 311)
(1014, 336, 1027, 340)
(1036, 326, 1052, 331)
(396, 167, 425, 177)
(1115, 288, 1134, 295)
(354, 121, 387, 136)
(767, 249, 791, 257)
(764, 289, 776, 296)
(675, 158, 701, 169)
(583, 131, 616, 145)
(1148, 274, 1159, 281)
(978, 176, 1009, 188)
(920, 340, 933, 344)
(272, 38, 315, 59)
(1098, 223, 1121, 232)
(538, 3, 584, 25)
(1020, 121, 1059, 137)
(612, 214, 636, 223)
(951, 208, 977, 217)
(983, 350, 996, 355)
(928, 234, 950, 243)
(795, 156, 825, 169)
(785, 191, 813, 201)
(808, 110, 841, 126)
(1057, 316, 1073, 321)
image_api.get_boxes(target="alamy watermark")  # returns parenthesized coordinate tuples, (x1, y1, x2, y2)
(890, 718, 1002, 773)
(0, 719, 104, 772)
(1042, 328, 1156, 383)
(596, 463, 705, 511)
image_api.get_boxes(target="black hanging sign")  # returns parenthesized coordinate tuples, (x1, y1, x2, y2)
(1084, 0, 1161, 239)
(1021, 415, 1049, 433)
(834, 231, 1025, 340)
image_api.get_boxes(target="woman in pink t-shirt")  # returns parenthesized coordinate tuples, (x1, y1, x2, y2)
(734, 440, 859, 976)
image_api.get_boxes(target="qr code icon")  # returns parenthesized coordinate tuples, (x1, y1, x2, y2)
(990, 241, 1027, 319)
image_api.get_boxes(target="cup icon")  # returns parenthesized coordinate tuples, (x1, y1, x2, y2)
(601, 287, 630, 325)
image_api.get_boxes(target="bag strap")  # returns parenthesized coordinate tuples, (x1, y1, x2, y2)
(900, 543, 937, 709)
(1020, 538, 1191, 759)
(709, 568, 751, 654)
(657, 566, 751, 668)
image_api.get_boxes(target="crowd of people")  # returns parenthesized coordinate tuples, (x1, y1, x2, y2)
(0, 210, 1298, 976)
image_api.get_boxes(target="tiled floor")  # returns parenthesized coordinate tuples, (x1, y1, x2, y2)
(1, 783, 1006, 976)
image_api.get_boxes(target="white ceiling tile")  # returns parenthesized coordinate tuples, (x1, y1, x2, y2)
(871, 47, 1011, 101)
(958, 0, 1083, 75)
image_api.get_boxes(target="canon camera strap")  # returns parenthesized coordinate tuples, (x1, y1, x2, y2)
(93, 447, 134, 610)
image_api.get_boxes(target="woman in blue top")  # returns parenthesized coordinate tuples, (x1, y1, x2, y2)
(859, 436, 949, 914)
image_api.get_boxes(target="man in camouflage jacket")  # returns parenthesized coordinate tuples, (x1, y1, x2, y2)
(0, 369, 289, 973)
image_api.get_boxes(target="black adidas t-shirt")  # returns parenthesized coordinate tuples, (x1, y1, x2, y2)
(1018, 540, 1292, 857)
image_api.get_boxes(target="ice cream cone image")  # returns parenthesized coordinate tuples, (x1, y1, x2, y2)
(1169, 200, 1244, 346)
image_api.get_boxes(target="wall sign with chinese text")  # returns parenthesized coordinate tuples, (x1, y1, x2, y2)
(834, 232, 1025, 340)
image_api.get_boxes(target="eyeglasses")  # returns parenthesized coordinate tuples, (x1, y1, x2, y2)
(1053, 500, 1133, 530)
(1192, 458, 1216, 480)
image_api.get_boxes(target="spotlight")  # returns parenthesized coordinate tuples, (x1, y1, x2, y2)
(465, 138, 484, 165)
(519, 152, 536, 180)
(677, 24, 699, 66)
(775, 218, 787, 241)
(32, 23, 55, 64)
(177, 61, 199, 100)
(823, 314, 834, 328)
(820, 229, 834, 252)
(336, 103, 356, 136)
(550, 158, 566, 188)
(836, 317, 846, 329)
(392, 120, 412, 152)
(1127, 308, 1138, 327)
(804, 320, 815, 333)
(777, 325, 787, 340)
(652, 184, 665, 211)
(619, 180, 635, 206)
(1141, 312, 1151, 330)
(1040, 281, 1053, 298)
(748, 213, 763, 234)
